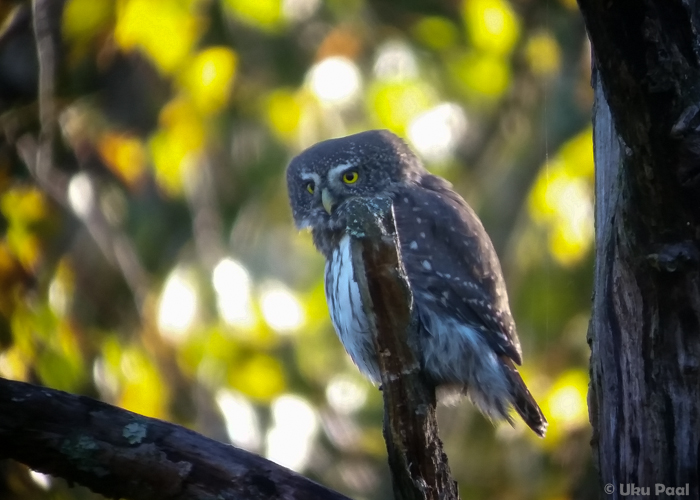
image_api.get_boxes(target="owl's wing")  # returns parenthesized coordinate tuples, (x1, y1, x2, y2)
(392, 174, 523, 365)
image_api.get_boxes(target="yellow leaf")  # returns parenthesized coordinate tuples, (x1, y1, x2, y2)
(119, 347, 169, 418)
(464, 0, 520, 56)
(1, 186, 49, 224)
(412, 17, 459, 51)
(541, 369, 589, 446)
(180, 47, 238, 115)
(528, 129, 594, 267)
(149, 98, 205, 196)
(63, 0, 113, 41)
(115, 0, 202, 75)
(0, 347, 29, 381)
(230, 354, 286, 402)
(525, 32, 562, 77)
(448, 50, 511, 99)
(6, 226, 42, 270)
(222, 0, 283, 33)
(266, 89, 302, 141)
(368, 80, 436, 135)
(98, 132, 147, 186)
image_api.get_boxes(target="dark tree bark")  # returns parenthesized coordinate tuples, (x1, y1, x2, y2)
(0, 377, 351, 500)
(0, 377, 352, 500)
(578, 0, 700, 497)
(345, 197, 460, 500)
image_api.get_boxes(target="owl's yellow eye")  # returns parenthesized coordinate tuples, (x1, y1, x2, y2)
(306, 182, 315, 194)
(343, 171, 359, 184)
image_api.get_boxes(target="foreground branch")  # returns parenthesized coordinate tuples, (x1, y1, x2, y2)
(0, 377, 351, 500)
(345, 197, 459, 500)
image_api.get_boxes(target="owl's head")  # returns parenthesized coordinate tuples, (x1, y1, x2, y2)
(286, 130, 425, 231)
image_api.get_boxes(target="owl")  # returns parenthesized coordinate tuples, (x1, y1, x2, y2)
(286, 130, 547, 437)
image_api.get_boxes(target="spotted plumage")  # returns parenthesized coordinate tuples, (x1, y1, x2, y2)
(286, 130, 547, 437)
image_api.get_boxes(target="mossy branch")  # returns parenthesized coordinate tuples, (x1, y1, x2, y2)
(0, 377, 352, 500)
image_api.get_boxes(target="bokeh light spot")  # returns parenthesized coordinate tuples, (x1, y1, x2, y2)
(260, 282, 305, 333)
(115, 0, 201, 74)
(449, 51, 511, 98)
(67, 173, 95, 220)
(181, 47, 238, 115)
(464, 0, 520, 56)
(326, 374, 368, 414)
(1, 187, 50, 270)
(266, 395, 318, 471)
(282, 0, 320, 22)
(525, 32, 562, 77)
(529, 128, 594, 266)
(266, 89, 302, 141)
(62, 0, 112, 41)
(212, 258, 256, 329)
(157, 267, 198, 341)
(232, 354, 286, 401)
(48, 260, 75, 317)
(545, 369, 589, 431)
(216, 389, 262, 450)
(369, 80, 436, 135)
(223, 0, 283, 32)
(119, 348, 168, 418)
(149, 98, 205, 197)
(29, 471, 52, 490)
(308, 57, 362, 106)
(412, 16, 459, 51)
(373, 40, 418, 81)
(98, 133, 147, 186)
(408, 103, 468, 162)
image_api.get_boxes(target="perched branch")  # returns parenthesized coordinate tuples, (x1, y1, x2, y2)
(345, 197, 460, 500)
(0, 377, 352, 500)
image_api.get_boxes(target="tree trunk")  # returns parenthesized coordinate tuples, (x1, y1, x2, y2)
(579, 0, 700, 497)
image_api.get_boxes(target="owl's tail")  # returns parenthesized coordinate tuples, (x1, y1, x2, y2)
(502, 358, 548, 438)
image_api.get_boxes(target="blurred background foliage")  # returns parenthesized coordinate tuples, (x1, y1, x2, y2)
(0, 0, 595, 498)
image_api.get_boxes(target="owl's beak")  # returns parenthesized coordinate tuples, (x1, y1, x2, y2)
(321, 189, 337, 214)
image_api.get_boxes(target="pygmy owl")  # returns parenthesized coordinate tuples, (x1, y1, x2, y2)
(286, 130, 547, 437)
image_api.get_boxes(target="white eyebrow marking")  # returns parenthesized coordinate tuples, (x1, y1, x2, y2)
(328, 162, 356, 181)
(300, 172, 321, 183)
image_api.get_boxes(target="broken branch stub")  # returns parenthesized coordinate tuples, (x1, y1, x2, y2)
(344, 196, 460, 500)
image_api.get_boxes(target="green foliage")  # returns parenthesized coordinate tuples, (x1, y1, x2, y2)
(0, 0, 595, 498)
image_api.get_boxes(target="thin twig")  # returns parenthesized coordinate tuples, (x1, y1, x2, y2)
(183, 155, 226, 271)
(31, 0, 61, 182)
(16, 134, 150, 309)
(24, 0, 150, 310)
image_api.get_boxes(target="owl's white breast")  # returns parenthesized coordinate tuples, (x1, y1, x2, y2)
(324, 234, 380, 383)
